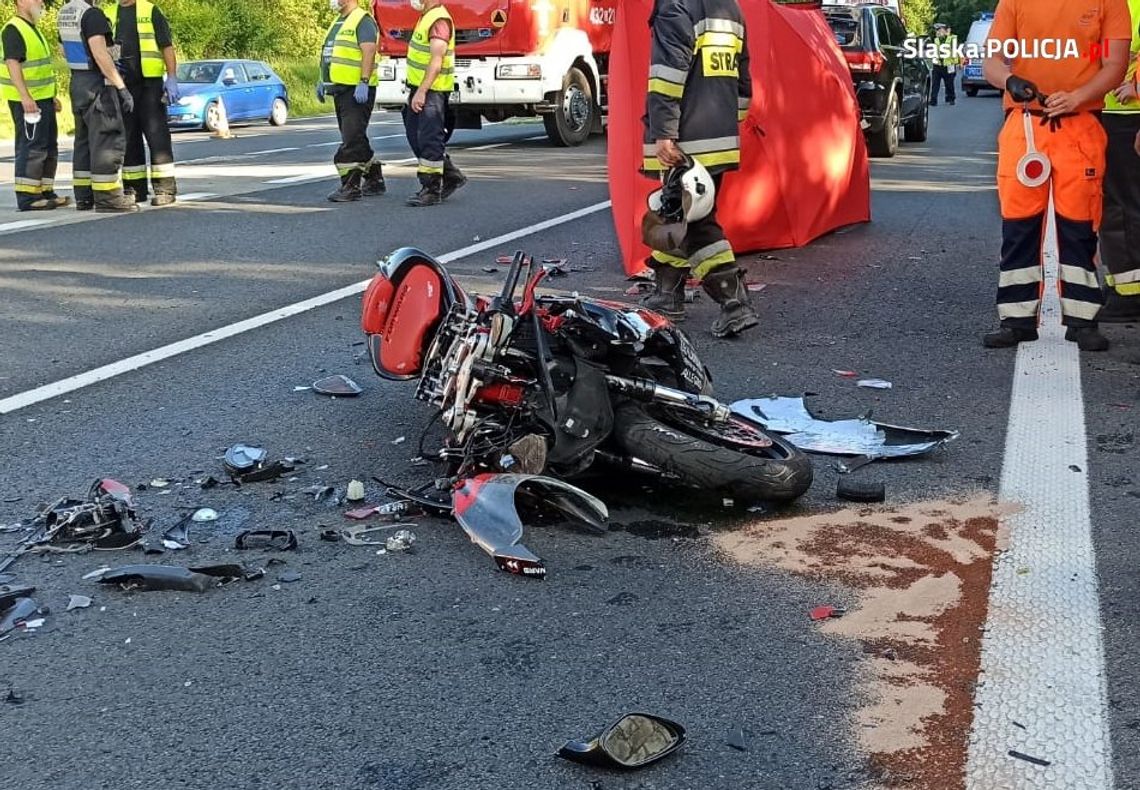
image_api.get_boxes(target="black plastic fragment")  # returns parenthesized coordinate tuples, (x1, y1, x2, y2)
(95, 565, 214, 593)
(727, 726, 747, 752)
(0, 584, 36, 610)
(1008, 750, 1051, 767)
(234, 530, 298, 551)
(312, 374, 363, 397)
(0, 597, 40, 635)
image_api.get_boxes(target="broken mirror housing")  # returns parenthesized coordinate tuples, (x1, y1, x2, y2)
(559, 713, 686, 770)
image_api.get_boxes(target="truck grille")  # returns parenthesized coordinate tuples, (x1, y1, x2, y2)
(386, 29, 497, 45)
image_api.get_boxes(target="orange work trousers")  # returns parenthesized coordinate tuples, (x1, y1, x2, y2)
(995, 110, 1106, 328)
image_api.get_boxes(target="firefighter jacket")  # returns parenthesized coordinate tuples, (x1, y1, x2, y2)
(642, 0, 752, 175)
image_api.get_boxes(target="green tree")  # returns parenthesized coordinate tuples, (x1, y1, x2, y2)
(902, 0, 937, 35)
(933, 0, 997, 38)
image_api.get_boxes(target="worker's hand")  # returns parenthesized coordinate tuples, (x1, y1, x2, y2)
(1005, 74, 1041, 103)
(1044, 90, 1081, 117)
(316, 83, 326, 104)
(164, 75, 180, 105)
(1112, 80, 1138, 105)
(53, 96, 61, 113)
(655, 138, 684, 168)
(411, 88, 427, 113)
(117, 87, 134, 115)
(20, 96, 37, 114)
(353, 82, 369, 105)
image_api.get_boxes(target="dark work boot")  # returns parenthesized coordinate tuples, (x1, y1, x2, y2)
(150, 194, 176, 207)
(407, 174, 443, 207)
(43, 192, 72, 208)
(1065, 325, 1110, 352)
(1098, 290, 1140, 323)
(441, 156, 467, 200)
(94, 194, 141, 213)
(982, 325, 1038, 348)
(701, 266, 759, 338)
(640, 263, 688, 321)
(361, 162, 386, 197)
(327, 171, 362, 203)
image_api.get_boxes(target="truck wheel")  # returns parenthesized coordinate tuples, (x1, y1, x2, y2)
(543, 66, 594, 147)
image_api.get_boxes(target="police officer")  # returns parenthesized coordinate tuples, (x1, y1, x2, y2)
(982, 0, 1131, 351)
(1098, 0, 1140, 322)
(930, 22, 959, 106)
(107, 0, 178, 205)
(320, 0, 384, 202)
(58, 0, 137, 212)
(402, 0, 466, 207)
(640, 0, 758, 338)
(1, 0, 68, 211)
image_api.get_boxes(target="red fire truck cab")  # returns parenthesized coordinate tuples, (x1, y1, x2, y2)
(372, 0, 618, 146)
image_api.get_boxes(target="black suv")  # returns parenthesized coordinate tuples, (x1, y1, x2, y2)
(823, 3, 931, 157)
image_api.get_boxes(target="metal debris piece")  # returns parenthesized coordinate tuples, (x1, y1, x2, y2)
(342, 524, 418, 547)
(224, 444, 294, 483)
(810, 605, 845, 621)
(66, 595, 93, 611)
(191, 508, 218, 522)
(234, 530, 298, 551)
(94, 565, 214, 593)
(385, 529, 416, 553)
(1008, 750, 1051, 767)
(312, 374, 363, 397)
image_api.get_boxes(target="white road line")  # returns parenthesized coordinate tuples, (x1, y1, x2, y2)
(248, 147, 299, 155)
(306, 141, 341, 148)
(178, 193, 217, 202)
(967, 195, 1112, 788)
(0, 218, 54, 234)
(0, 200, 611, 415)
(263, 157, 415, 184)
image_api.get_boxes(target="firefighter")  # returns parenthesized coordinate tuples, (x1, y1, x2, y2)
(1, 0, 68, 211)
(402, 0, 466, 207)
(319, 0, 384, 202)
(930, 22, 959, 106)
(982, 0, 1132, 351)
(640, 0, 758, 338)
(58, 0, 137, 213)
(1098, 0, 1140, 322)
(107, 0, 178, 206)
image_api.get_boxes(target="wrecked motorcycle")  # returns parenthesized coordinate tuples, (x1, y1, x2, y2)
(361, 248, 812, 503)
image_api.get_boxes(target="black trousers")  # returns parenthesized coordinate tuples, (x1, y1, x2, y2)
(402, 90, 457, 184)
(931, 66, 956, 104)
(1099, 112, 1140, 297)
(333, 86, 375, 183)
(123, 78, 176, 198)
(9, 98, 59, 209)
(70, 72, 127, 206)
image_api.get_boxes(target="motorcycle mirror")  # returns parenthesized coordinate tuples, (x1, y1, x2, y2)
(558, 713, 685, 770)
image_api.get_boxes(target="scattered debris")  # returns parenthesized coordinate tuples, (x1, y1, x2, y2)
(810, 605, 846, 621)
(234, 530, 298, 551)
(91, 565, 214, 593)
(559, 713, 686, 770)
(199, 476, 221, 490)
(344, 499, 420, 520)
(1069, 465, 1082, 473)
(4, 687, 24, 704)
(223, 444, 294, 483)
(346, 480, 366, 502)
(320, 528, 341, 542)
(191, 508, 218, 522)
(745, 282, 767, 292)
(312, 374, 362, 397)
(190, 562, 264, 583)
(161, 515, 192, 549)
(341, 524, 416, 547)
(277, 570, 302, 584)
(727, 726, 747, 752)
(303, 485, 336, 503)
(0, 597, 40, 636)
(730, 395, 959, 461)
(856, 379, 893, 390)
(832, 370, 858, 378)
(149, 479, 171, 488)
(66, 595, 92, 611)
(1008, 750, 1051, 767)
(837, 478, 886, 503)
(391, 436, 406, 445)
(386, 530, 416, 552)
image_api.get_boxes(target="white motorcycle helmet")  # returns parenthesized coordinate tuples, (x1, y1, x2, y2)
(647, 154, 716, 224)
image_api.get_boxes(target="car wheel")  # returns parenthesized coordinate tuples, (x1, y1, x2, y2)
(965, 86, 979, 97)
(867, 92, 899, 158)
(204, 101, 220, 133)
(269, 97, 288, 126)
(542, 66, 594, 147)
(903, 90, 929, 142)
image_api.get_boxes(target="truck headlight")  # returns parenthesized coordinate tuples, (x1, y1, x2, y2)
(496, 63, 541, 80)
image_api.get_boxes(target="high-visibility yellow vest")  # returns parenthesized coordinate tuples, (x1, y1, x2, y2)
(108, 0, 165, 79)
(1104, 0, 1140, 112)
(323, 7, 378, 87)
(406, 5, 454, 92)
(0, 17, 56, 102)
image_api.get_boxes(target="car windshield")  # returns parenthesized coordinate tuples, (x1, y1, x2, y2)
(825, 12, 861, 48)
(177, 63, 223, 84)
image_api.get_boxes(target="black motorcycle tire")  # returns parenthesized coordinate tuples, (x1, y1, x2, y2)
(612, 403, 813, 503)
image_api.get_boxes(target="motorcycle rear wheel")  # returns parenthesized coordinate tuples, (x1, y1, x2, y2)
(612, 403, 813, 503)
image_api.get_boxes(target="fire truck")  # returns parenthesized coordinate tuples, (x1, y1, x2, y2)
(372, 0, 618, 146)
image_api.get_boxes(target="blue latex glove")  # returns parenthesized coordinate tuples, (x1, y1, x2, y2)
(164, 75, 180, 105)
(316, 83, 326, 103)
(353, 82, 369, 105)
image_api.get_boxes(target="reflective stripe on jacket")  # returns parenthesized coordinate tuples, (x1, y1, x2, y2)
(643, 0, 751, 175)
(108, 0, 165, 78)
(323, 6, 379, 87)
(406, 5, 455, 92)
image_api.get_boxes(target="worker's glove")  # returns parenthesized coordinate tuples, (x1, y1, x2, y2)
(316, 83, 326, 103)
(353, 82, 370, 105)
(163, 75, 180, 105)
(117, 87, 134, 115)
(1006, 75, 1041, 103)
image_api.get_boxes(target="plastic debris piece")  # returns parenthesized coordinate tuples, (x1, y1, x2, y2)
(82, 567, 112, 581)
(727, 726, 748, 752)
(292, 386, 312, 392)
(346, 480, 366, 501)
(191, 508, 218, 522)
(0, 598, 39, 635)
(304, 485, 336, 502)
(836, 478, 886, 503)
(482, 267, 499, 273)
(149, 479, 170, 488)
(95, 565, 214, 593)
(342, 524, 417, 547)
(200, 476, 220, 490)
(856, 379, 892, 390)
(320, 528, 341, 542)
(0, 584, 36, 610)
(189, 562, 259, 583)
(745, 282, 767, 293)
(810, 605, 845, 621)
(4, 687, 24, 704)
(277, 571, 302, 584)
(234, 530, 298, 551)
(832, 370, 858, 378)
(559, 713, 686, 770)
(1008, 750, 1051, 767)
(66, 595, 92, 611)
(385, 530, 416, 553)
(391, 436, 406, 445)
(312, 374, 362, 397)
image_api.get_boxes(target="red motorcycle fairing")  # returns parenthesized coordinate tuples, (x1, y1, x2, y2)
(362, 247, 468, 381)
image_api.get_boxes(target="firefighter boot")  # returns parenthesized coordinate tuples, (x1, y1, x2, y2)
(1064, 325, 1110, 352)
(407, 174, 443, 207)
(702, 266, 759, 338)
(982, 325, 1039, 348)
(1098, 290, 1140, 323)
(441, 156, 467, 200)
(640, 263, 688, 321)
(327, 170, 363, 203)
(94, 194, 141, 213)
(362, 162, 386, 197)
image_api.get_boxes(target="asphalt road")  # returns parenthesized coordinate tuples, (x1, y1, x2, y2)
(0, 97, 1137, 790)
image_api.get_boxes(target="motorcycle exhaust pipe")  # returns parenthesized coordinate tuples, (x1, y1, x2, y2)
(604, 375, 730, 422)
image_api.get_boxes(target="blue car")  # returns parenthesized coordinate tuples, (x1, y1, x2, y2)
(167, 60, 289, 131)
